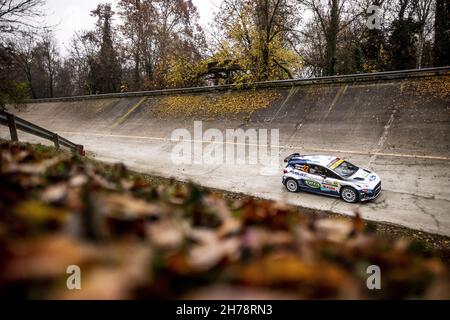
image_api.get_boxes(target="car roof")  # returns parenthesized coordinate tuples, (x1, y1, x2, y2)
(288, 155, 338, 167)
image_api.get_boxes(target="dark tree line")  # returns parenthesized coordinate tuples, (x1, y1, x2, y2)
(434, 0, 450, 66)
(0, 0, 449, 106)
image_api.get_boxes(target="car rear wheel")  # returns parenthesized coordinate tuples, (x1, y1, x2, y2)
(341, 186, 359, 203)
(285, 179, 299, 193)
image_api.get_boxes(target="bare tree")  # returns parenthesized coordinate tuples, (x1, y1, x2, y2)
(67, 31, 98, 95)
(301, 0, 365, 75)
(118, 0, 157, 90)
(37, 31, 59, 97)
(153, 0, 204, 87)
(11, 29, 37, 98)
(0, 0, 45, 35)
(118, 0, 205, 89)
(434, 0, 450, 66)
(414, 0, 435, 68)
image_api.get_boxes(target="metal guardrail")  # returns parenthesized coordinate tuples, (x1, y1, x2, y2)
(0, 110, 85, 156)
(27, 66, 450, 103)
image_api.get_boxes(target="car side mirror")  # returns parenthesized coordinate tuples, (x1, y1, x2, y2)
(321, 175, 327, 179)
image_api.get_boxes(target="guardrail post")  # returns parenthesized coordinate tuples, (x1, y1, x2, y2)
(52, 133, 60, 149)
(6, 113, 18, 142)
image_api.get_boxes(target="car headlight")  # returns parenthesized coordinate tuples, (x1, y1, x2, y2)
(356, 184, 371, 193)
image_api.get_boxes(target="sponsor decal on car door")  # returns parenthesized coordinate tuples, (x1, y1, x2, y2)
(303, 173, 324, 190)
(320, 178, 340, 195)
(305, 179, 321, 189)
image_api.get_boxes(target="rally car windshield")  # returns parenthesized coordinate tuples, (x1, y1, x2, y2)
(332, 161, 359, 178)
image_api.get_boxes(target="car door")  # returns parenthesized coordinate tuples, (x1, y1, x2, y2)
(300, 165, 325, 192)
(291, 164, 307, 181)
(320, 167, 341, 196)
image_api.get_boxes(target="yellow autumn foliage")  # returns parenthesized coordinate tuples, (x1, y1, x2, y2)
(153, 90, 282, 119)
(403, 75, 450, 100)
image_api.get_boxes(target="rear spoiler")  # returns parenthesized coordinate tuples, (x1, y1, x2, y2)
(284, 153, 301, 163)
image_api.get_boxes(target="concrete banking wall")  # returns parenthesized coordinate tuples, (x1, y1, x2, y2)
(11, 73, 450, 157)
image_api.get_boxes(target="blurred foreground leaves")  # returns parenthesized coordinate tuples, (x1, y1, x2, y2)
(0, 141, 449, 299)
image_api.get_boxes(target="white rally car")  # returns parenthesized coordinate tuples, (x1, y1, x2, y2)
(282, 153, 382, 203)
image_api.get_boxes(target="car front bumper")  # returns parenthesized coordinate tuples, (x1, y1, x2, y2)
(359, 182, 382, 202)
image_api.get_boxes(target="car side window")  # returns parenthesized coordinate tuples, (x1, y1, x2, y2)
(309, 165, 324, 176)
(324, 168, 340, 179)
(293, 163, 310, 173)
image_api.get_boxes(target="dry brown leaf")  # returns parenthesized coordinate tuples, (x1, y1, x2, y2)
(217, 216, 242, 238)
(147, 220, 184, 249)
(55, 244, 152, 300)
(15, 200, 68, 226)
(4, 235, 93, 281)
(188, 238, 240, 271)
(315, 219, 353, 243)
(4, 155, 68, 175)
(69, 174, 88, 188)
(96, 193, 160, 220)
(42, 183, 68, 204)
(238, 252, 349, 291)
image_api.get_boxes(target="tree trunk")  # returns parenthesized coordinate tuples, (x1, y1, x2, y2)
(325, 0, 339, 76)
(25, 65, 36, 99)
(49, 76, 53, 98)
(255, 0, 272, 81)
(434, 0, 450, 66)
(134, 50, 141, 90)
(416, 31, 425, 68)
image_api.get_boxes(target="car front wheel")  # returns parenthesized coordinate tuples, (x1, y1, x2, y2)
(340, 186, 359, 203)
(285, 178, 299, 193)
